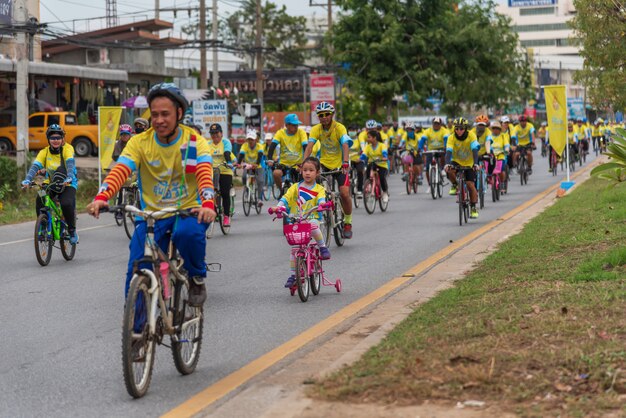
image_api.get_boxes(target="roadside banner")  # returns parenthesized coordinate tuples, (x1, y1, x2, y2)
(97, 106, 123, 183)
(140, 108, 150, 121)
(192, 100, 228, 139)
(310, 74, 335, 125)
(543, 85, 567, 157)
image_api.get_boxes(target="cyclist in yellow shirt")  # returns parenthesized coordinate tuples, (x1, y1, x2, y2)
(419, 116, 448, 191)
(399, 122, 423, 185)
(237, 129, 265, 208)
(486, 121, 510, 190)
(348, 124, 365, 197)
(267, 114, 308, 195)
(511, 115, 536, 174)
(304, 102, 354, 239)
(471, 114, 491, 157)
(444, 118, 480, 219)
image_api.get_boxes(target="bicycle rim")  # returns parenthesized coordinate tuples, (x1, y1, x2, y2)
(60, 225, 76, 261)
(363, 180, 376, 214)
(242, 188, 251, 216)
(34, 214, 53, 266)
(405, 173, 411, 195)
(310, 257, 322, 296)
(492, 182, 497, 202)
(253, 186, 261, 214)
(295, 256, 309, 302)
(333, 202, 345, 247)
(429, 167, 437, 199)
(123, 210, 135, 240)
(171, 279, 203, 375)
(322, 211, 332, 248)
(122, 274, 155, 398)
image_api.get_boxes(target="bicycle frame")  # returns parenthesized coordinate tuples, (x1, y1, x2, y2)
(36, 186, 65, 241)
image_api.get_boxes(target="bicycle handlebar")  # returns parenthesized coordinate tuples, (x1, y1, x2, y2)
(103, 205, 197, 219)
(268, 201, 333, 220)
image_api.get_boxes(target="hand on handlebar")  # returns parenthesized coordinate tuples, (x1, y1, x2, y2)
(444, 164, 452, 173)
(21, 180, 31, 189)
(87, 199, 109, 219)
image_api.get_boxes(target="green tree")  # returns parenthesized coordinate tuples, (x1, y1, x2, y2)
(570, 0, 626, 111)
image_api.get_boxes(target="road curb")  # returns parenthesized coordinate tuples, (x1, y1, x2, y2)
(174, 158, 604, 418)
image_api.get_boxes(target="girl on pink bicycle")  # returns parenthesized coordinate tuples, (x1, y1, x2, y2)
(270, 157, 330, 288)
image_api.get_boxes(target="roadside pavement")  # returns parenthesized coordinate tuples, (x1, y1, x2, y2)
(192, 159, 604, 418)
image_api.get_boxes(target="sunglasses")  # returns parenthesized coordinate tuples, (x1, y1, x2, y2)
(49, 136, 63, 141)
(454, 127, 466, 131)
(317, 112, 333, 118)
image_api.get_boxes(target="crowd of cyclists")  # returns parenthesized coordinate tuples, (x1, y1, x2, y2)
(21, 82, 618, 295)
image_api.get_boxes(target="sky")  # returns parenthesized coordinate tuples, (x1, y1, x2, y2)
(39, 0, 318, 34)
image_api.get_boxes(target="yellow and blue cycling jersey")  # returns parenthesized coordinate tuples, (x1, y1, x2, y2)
(309, 120, 353, 169)
(419, 126, 449, 150)
(279, 181, 326, 221)
(33, 144, 78, 188)
(487, 133, 510, 160)
(512, 123, 535, 146)
(117, 126, 213, 212)
(360, 142, 388, 169)
(390, 127, 406, 146)
(272, 128, 308, 167)
(349, 134, 366, 162)
(357, 130, 389, 149)
(400, 130, 422, 151)
(207, 138, 233, 175)
(446, 131, 480, 167)
(239, 142, 264, 165)
(567, 131, 579, 145)
(591, 125, 603, 137)
(471, 127, 492, 156)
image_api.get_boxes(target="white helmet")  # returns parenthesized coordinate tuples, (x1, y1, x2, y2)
(405, 121, 415, 130)
(500, 116, 511, 123)
(365, 119, 378, 130)
(245, 128, 257, 140)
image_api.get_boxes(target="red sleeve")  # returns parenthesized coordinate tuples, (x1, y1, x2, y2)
(195, 161, 215, 210)
(94, 164, 132, 202)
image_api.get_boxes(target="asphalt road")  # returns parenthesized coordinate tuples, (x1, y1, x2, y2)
(0, 152, 594, 417)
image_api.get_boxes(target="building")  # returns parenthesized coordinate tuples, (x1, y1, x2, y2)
(496, 0, 585, 103)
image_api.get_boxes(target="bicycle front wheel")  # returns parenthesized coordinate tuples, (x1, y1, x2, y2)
(34, 213, 53, 266)
(122, 273, 156, 398)
(333, 199, 345, 247)
(322, 211, 332, 248)
(363, 179, 376, 214)
(478, 172, 485, 209)
(60, 224, 76, 261)
(429, 166, 437, 199)
(405, 172, 411, 195)
(242, 187, 251, 216)
(310, 256, 322, 296)
(295, 256, 309, 302)
(171, 278, 203, 375)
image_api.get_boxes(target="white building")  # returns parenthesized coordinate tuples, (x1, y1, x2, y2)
(497, 0, 585, 101)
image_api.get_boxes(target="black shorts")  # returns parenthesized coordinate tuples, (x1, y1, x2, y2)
(453, 166, 476, 183)
(275, 164, 300, 182)
(321, 164, 349, 188)
(411, 151, 423, 165)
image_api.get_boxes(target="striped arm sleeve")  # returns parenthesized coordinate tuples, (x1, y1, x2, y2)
(195, 161, 215, 210)
(94, 163, 132, 202)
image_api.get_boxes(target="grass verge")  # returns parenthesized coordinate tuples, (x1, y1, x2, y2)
(312, 177, 626, 416)
(0, 180, 100, 225)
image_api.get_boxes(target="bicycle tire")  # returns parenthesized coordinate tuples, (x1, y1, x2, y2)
(310, 256, 322, 296)
(478, 172, 485, 209)
(519, 159, 526, 186)
(322, 210, 332, 248)
(437, 172, 443, 198)
(263, 171, 273, 201)
(429, 166, 437, 199)
(379, 184, 389, 212)
(171, 278, 203, 375)
(60, 223, 76, 261)
(412, 172, 418, 194)
(242, 187, 251, 216)
(333, 200, 345, 247)
(34, 213, 53, 266)
(458, 192, 463, 226)
(405, 171, 411, 195)
(122, 273, 156, 398)
(295, 256, 309, 302)
(216, 194, 230, 235)
(363, 179, 376, 214)
(115, 209, 124, 226)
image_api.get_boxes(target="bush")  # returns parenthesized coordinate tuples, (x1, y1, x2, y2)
(0, 156, 17, 196)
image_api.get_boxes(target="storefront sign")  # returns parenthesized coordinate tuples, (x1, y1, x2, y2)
(193, 100, 228, 138)
(218, 70, 307, 104)
(310, 74, 335, 125)
(508, 0, 556, 6)
(0, 0, 12, 26)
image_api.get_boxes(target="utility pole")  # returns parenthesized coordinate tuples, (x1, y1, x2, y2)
(212, 0, 219, 89)
(200, 0, 207, 89)
(255, 0, 263, 133)
(155, 0, 160, 19)
(327, 0, 332, 57)
(14, 0, 29, 173)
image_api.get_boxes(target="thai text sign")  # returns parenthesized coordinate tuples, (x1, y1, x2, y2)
(310, 74, 335, 125)
(219, 70, 307, 103)
(193, 100, 228, 139)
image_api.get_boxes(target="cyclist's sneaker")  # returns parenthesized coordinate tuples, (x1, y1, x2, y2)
(284, 275, 296, 288)
(449, 186, 457, 195)
(548, 168, 552, 173)
(401, 173, 408, 181)
(356, 191, 363, 198)
(188, 276, 207, 307)
(223, 215, 231, 227)
(418, 178, 423, 185)
(343, 223, 353, 239)
(470, 206, 479, 219)
(257, 201, 264, 209)
(70, 230, 79, 245)
(382, 192, 389, 204)
(528, 168, 533, 175)
(319, 246, 331, 260)
(426, 186, 431, 194)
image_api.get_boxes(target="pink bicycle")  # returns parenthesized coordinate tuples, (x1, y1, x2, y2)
(268, 203, 342, 302)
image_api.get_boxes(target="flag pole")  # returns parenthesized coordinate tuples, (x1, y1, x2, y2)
(565, 89, 570, 183)
(98, 107, 102, 187)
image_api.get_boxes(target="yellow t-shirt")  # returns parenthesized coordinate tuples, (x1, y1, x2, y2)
(239, 142, 264, 165)
(207, 138, 233, 176)
(272, 128, 308, 167)
(446, 131, 480, 167)
(361, 142, 388, 169)
(357, 130, 389, 149)
(309, 120, 352, 169)
(470, 127, 492, 156)
(349, 134, 366, 162)
(117, 126, 212, 212)
(488, 133, 510, 160)
(512, 123, 535, 146)
(420, 127, 448, 150)
(279, 181, 327, 221)
(34, 145, 77, 188)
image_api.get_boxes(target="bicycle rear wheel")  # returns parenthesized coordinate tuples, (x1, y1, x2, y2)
(253, 185, 261, 215)
(333, 199, 345, 247)
(34, 213, 53, 266)
(363, 179, 376, 214)
(295, 256, 309, 302)
(60, 223, 76, 261)
(122, 273, 156, 398)
(171, 278, 203, 375)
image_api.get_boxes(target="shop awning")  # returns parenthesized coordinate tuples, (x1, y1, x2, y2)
(0, 59, 128, 81)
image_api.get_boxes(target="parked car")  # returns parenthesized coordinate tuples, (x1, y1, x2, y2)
(0, 111, 99, 157)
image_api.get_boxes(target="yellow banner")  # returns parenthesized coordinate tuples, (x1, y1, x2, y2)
(140, 108, 151, 121)
(544, 85, 567, 157)
(98, 106, 124, 172)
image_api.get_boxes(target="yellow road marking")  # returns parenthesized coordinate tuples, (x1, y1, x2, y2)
(163, 163, 597, 418)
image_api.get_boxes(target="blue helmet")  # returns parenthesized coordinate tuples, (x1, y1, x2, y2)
(315, 101, 335, 115)
(46, 124, 65, 139)
(147, 82, 189, 119)
(365, 119, 378, 130)
(284, 113, 302, 125)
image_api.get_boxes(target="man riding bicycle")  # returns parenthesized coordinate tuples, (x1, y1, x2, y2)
(419, 116, 449, 193)
(304, 102, 354, 239)
(267, 113, 308, 196)
(511, 115, 536, 174)
(348, 123, 365, 197)
(237, 128, 265, 208)
(399, 122, 423, 184)
(87, 82, 217, 307)
(444, 118, 480, 219)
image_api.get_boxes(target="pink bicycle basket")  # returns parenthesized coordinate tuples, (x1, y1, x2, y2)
(283, 223, 312, 246)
